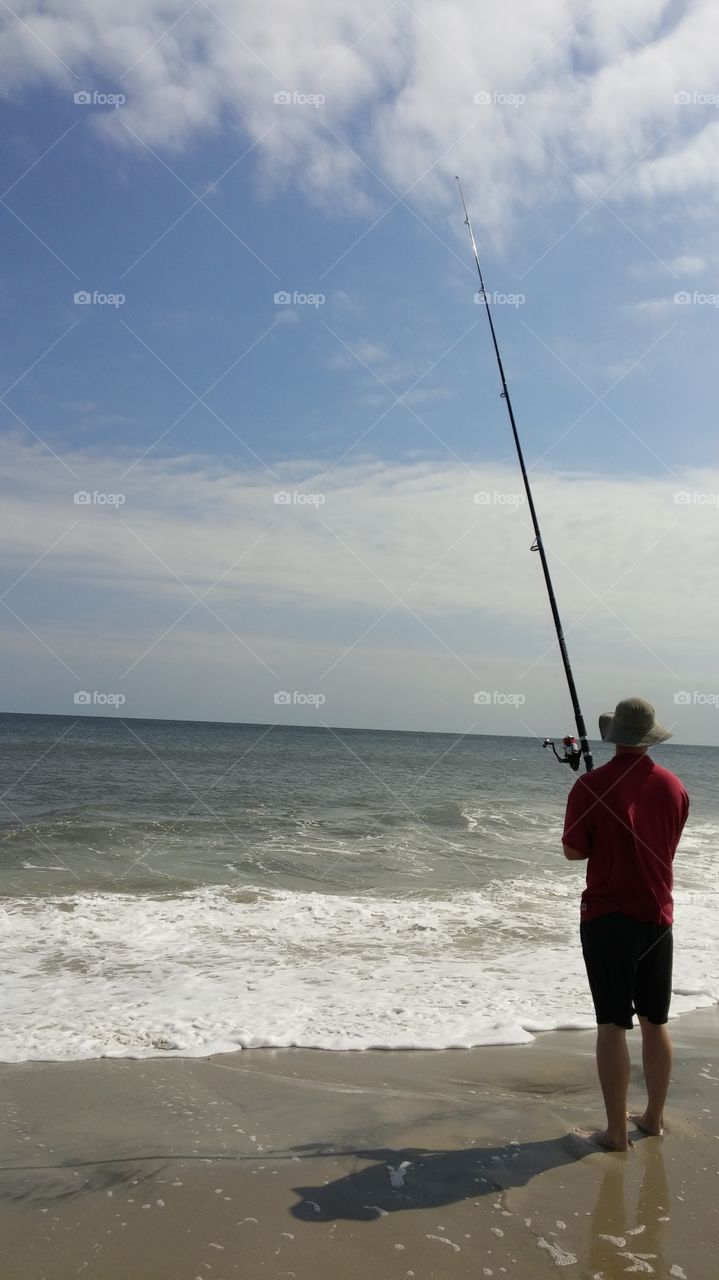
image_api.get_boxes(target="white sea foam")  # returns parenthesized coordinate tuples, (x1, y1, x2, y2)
(0, 874, 716, 1063)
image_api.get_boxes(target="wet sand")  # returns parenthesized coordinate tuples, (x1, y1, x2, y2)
(0, 1007, 717, 1279)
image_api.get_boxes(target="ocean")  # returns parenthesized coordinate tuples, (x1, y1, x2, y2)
(1, 712, 716, 1063)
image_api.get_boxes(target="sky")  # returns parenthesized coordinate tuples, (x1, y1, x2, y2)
(1, 0, 719, 744)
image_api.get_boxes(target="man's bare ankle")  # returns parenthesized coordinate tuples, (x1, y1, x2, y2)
(629, 1110, 663, 1135)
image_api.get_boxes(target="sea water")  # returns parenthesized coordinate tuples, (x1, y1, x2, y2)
(0, 713, 716, 1062)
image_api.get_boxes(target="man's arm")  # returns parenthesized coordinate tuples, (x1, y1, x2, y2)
(562, 843, 588, 861)
(562, 777, 591, 861)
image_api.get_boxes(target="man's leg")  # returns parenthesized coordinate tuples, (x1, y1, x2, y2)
(629, 1017, 671, 1136)
(579, 916, 633, 1150)
(630, 927, 673, 1136)
(592, 1023, 631, 1151)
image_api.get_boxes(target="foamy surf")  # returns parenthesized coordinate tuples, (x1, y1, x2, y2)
(2, 719, 717, 1063)
(0, 880, 715, 1063)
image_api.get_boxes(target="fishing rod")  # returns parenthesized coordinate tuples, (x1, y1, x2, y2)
(456, 176, 593, 774)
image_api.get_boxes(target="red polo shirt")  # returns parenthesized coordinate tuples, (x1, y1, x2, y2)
(563, 754, 689, 925)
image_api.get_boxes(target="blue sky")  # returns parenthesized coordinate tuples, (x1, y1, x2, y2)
(2, 1, 719, 743)
(3, 83, 717, 475)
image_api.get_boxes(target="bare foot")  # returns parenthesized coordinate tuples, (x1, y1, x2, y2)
(572, 1127, 632, 1152)
(628, 1111, 663, 1136)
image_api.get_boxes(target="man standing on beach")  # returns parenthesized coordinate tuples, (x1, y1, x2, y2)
(562, 697, 689, 1152)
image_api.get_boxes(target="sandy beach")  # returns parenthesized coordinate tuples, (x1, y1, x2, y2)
(1, 1007, 716, 1279)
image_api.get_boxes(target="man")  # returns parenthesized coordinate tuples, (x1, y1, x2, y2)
(562, 697, 689, 1151)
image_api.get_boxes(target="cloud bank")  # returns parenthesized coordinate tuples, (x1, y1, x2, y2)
(2, 437, 718, 739)
(3, 1, 719, 240)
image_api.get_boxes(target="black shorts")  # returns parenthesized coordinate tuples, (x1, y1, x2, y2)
(580, 911, 673, 1029)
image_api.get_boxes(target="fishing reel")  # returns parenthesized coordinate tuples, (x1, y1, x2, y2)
(543, 736, 582, 772)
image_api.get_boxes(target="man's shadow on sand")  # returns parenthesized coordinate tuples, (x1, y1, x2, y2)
(290, 1133, 617, 1222)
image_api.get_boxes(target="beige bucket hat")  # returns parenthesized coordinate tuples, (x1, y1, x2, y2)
(599, 696, 672, 746)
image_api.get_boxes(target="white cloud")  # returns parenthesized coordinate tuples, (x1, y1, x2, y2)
(2, 436, 718, 738)
(2, 432, 717, 738)
(672, 254, 709, 275)
(628, 297, 675, 318)
(0, 435, 711, 640)
(3, 2, 719, 242)
(327, 336, 418, 386)
(631, 253, 710, 280)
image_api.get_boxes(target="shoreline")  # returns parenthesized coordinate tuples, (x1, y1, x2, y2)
(1, 1005, 716, 1278)
(1, 990, 715, 1067)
